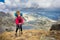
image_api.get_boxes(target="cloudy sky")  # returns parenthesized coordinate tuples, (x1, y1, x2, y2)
(0, 0, 60, 12)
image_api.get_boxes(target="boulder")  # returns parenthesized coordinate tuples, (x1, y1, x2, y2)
(50, 24, 60, 31)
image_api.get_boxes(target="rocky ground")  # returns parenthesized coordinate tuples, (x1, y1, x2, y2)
(0, 30, 60, 40)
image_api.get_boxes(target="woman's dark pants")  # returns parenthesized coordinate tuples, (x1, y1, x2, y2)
(15, 24, 22, 34)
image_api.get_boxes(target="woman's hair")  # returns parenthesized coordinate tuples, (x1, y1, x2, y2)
(16, 11, 20, 15)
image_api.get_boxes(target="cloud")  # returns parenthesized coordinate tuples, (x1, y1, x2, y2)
(52, 0, 60, 8)
(4, 0, 60, 8)
(5, 0, 53, 8)
(0, 2, 5, 10)
(24, 0, 60, 8)
(0, 0, 60, 12)
(22, 0, 53, 8)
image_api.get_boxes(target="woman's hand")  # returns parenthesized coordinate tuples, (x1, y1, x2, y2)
(19, 23, 22, 25)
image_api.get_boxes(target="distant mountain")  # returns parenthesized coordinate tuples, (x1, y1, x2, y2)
(23, 13, 57, 31)
(0, 11, 57, 33)
(23, 13, 56, 22)
(20, 8, 60, 12)
(0, 12, 12, 17)
(0, 12, 7, 17)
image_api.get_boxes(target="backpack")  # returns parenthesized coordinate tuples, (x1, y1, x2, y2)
(14, 12, 23, 17)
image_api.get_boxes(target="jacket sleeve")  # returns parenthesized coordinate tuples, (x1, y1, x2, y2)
(21, 17, 24, 24)
(15, 18, 19, 25)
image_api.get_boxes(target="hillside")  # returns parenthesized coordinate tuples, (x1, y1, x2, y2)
(0, 12, 60, 40)
(0, 12, 57, 33)
(0, 12, 15, 33)
(23, 13, 56, 31)
(0, 30, 60, 40)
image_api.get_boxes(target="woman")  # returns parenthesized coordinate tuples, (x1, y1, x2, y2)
(15, 11, 24, 36)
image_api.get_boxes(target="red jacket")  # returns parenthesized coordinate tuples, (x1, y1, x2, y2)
(15, 16, 24, 25)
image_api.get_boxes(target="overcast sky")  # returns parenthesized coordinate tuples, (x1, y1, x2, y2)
(0, 0, 60, 12)
(5, 0, 60, 8)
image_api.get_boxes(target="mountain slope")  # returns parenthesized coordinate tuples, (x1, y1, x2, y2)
(0, 12, 15, 33)
(23, 13, 56, 31)
(0, 12, 57, 33)
(0, 30, 59, 40)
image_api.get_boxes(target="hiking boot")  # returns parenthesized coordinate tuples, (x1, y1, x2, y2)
(15, 33, 17, 37)
(21, 32, 23, 34)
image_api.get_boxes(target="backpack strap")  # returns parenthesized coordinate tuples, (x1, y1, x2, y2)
(14, 13, 18, 17)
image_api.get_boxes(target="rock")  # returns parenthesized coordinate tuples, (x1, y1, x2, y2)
(50, 24, 60, 31)
(28, 33, 32, 36)
(40, 35, 56, 40)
